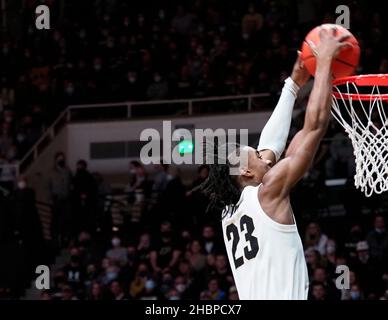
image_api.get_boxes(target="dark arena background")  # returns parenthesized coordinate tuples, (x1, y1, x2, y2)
(0, 0, 387, 304)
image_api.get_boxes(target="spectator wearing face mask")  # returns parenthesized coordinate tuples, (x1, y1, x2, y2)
(116, 244, 137, 287)
(349, 284, 364, 300)
(123, 71, 144, 101)
(165, 288, 180, 301)
(149, 221, 181, 275)
(62, 247, 85, 294)
(99, 258, 121, 286)
(173, 275, 190, 299)
(106, 236, 128, 267)
(341, 271, 360, 300)
(129, 263, 150, 298)
(62, 80, 79, 106)
(48, 151, 72, 246)
(304, 222, 329, 256)
(351, 241, 384, 298)
(367, 215, 388, 263)
(146, 72, 169, 100)
(72, 159, 98, 234)
(139, 278, 160, 300)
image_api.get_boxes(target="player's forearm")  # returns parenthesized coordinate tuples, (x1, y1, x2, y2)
(257, 77, 299, 161)
(304, 60, 333, 132)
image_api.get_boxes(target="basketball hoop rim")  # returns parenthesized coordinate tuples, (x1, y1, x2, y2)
(333, 74, 388, 101)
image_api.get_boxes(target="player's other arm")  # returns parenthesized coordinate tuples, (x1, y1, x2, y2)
(262, 27, 352, 197)
(258, 53, 310, 164)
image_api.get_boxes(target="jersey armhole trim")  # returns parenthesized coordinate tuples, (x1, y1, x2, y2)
(256, 184, 298, 233)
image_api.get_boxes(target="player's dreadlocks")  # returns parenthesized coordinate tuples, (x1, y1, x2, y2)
(196, 142, 243, 218)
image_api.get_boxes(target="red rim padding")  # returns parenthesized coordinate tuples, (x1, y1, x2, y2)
(333, 74, 388, 101)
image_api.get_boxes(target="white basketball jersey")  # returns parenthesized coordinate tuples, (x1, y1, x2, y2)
(221, 185, 309, 300)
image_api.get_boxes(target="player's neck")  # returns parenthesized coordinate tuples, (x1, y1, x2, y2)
(239, 179, 261, 190)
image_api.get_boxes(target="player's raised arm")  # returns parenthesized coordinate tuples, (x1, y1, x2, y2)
(257, 53, 310, 164)
(262, 27, 352, 198)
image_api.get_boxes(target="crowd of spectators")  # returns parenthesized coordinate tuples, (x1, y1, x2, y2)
(32, 159, 387, 301)
(2, 0, 388, 173)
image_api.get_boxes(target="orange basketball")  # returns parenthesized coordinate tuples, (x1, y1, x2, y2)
(300, 24, 360, 79)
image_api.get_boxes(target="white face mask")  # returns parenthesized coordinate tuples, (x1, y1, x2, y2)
(176, 284, 186, 293)
(327, 245, 336, 254)
(112, 238, 121, 247)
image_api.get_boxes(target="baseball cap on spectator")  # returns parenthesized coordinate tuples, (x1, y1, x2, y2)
(356, 241, 369, 251)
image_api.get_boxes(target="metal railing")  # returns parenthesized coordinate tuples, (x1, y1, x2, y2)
(68, 92, 272, 121)
(0, 93, 273, 180)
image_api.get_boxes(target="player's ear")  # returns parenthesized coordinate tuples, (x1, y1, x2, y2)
(240, 167, 253, 177)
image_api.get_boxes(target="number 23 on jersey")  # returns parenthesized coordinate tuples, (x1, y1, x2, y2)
(226, 215, 259, 269)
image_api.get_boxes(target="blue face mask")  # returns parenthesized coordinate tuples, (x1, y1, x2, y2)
(350, 291, 360, 300)
(145, 280, 155, 290)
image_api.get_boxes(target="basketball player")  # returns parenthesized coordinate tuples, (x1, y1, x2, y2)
(200, 27, 352, 299)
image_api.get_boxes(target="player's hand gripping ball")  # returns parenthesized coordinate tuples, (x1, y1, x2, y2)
(301, 24, 360, 79)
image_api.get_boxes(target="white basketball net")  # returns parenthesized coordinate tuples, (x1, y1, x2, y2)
(332, 80, 388, 197)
